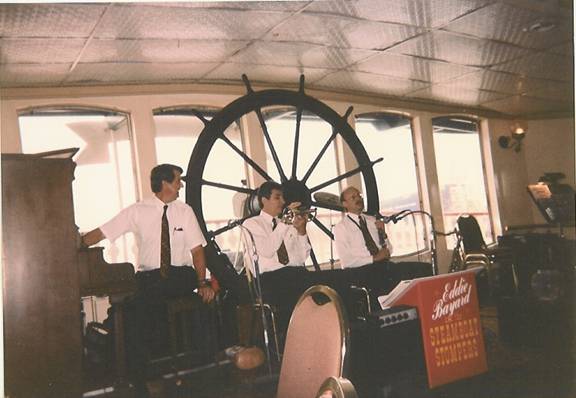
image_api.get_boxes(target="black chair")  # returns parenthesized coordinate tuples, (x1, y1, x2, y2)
(456, 215, 513, 298)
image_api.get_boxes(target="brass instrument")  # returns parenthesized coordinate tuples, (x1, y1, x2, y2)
(281, 206, 317, 224)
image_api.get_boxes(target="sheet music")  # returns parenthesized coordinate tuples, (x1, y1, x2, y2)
(377, 279, 413, 309)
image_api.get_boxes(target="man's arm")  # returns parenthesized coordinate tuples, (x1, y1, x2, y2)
(191, 245, 215, 303)
(82, 228, 105, 247)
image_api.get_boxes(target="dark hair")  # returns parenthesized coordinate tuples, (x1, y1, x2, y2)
(257, 181, 282, 207)
(150, 164, 183, 193)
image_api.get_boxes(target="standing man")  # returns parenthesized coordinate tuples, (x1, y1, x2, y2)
(82, 163, 214, 397)
(334, 186, 432, 300)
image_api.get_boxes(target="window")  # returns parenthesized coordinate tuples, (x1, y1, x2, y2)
(355, 113, 426, 256)
(432, 116, 493, 246)
(263, 109, 341, 265)
(19, 107, 138, 264)
(153, 108, 247, 253)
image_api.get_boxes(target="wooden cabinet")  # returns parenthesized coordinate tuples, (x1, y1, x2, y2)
(2, 151, 82, 398)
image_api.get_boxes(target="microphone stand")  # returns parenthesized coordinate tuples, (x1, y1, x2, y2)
(236, 223, 274, 374)
(394, 210, 439, 275)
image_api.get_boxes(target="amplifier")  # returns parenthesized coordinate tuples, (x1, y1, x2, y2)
(349, 305, 427, 398)
(370, 305, 419, 328)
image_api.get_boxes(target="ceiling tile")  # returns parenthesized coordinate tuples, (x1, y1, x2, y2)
(313, 70, 429, 96)
(441, 69, 550, 94)
(491, 51, 573, 81)
(94, 5, 290, 40)
(406, 84, 508, 106)
(264, 13, 422, 50)
(81, 39, 249, 64)
(481, 94, 573, 116)
(389, 31, 532, 67)
(0, 63, 71, 88)
(444, 2, 573, 50)
(524, 81, 574, 102)
(548, 41, 573, 56)
(66, 62, 219, 85)
(0, 38, 85, 64)
(228, 41, 375, 69)
(146, 1, 309, 12)
(304, 0, 491, 28)
(353, 52, 479, 82)
(0, 4, 105, 38)
(204, 63, 330, 85)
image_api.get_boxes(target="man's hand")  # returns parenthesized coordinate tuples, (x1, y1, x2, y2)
(197, 285, 215, 303)
(373, 247, 391, 262)
(292, 213, 307, 235)
(375, 220, 386, 230)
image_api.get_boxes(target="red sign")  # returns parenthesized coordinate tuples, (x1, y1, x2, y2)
(385, 269, 487, 388)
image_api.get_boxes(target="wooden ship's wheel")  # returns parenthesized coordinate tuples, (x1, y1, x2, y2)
(185, 75, 381, 256)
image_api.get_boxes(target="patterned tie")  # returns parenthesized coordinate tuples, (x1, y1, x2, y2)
(272, 218, 289, 265)
(160, 204, 171, 278)
(359, 216, 379, 256)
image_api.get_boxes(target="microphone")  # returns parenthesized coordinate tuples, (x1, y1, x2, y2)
(383, 210, 411, 224)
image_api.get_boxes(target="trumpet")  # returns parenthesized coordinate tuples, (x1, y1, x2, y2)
(280, 206, 317, 224)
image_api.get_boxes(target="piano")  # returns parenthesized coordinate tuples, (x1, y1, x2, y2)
(2, 149, 136, 398)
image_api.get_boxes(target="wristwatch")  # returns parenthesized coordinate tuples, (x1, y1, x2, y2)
(197, 279, 210, 287)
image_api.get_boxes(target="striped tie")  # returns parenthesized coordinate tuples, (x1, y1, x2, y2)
(160, 205, 170, 278)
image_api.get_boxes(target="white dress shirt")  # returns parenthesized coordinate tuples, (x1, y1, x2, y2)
(334, 213, 393, 269)
(100, 196, 206, 271)
(242, 210, 311, 274)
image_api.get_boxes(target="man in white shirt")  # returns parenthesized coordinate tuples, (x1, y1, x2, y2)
(242, 181, 313, 313)
(334, 187, 432, 298)
(82, 163, 214, 397)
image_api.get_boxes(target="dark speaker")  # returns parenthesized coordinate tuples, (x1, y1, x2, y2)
(349, 306, 427, 398)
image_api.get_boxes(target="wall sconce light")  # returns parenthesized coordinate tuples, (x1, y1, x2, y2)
(498, 121, 527, 152)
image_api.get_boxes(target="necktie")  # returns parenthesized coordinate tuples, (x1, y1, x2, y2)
(359, 216, 379, 256)
(272, 218, 289, 265)
(160, 205, 171, 278)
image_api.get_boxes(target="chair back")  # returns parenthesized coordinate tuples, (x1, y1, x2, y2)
(277, 285, 350, 398)
(315, 376, 358, 398)
(457, 215, 486, 253)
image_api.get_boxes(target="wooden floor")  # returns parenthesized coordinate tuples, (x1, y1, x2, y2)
(83, 306, 575, 398)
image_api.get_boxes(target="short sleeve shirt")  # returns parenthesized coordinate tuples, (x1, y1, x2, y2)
(100, 197, 206, 271)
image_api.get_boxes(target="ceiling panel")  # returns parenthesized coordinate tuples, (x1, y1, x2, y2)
(0, 3, 105, 38)
(204, 63, 331, 85)
(82, 39, 249, 64)
(443, 2, 572, 50)
(66, 62, 219, 85)
(304, 0, 492, 28)
(353, 52, 479, 83)
(482, 94, 573, 116)
(228, 41, 375, 69)
(264, 13, 423, 50)
(0, 63, 71, 87)
(491, 51, 573, 81)
(0, 38, 85, 64)
(146, 1, 309, 12)
(93, 4, 291, 40)
(406, 84, 508, 106)
(0, 1, 572, 118)
(389, 31, 533, 67)
(313, 70, 430, 96)
(440, 69, 550, 95)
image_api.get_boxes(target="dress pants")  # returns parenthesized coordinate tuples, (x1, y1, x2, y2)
(124, 266, 199, 390)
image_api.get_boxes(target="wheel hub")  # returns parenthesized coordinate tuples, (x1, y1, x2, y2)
(282, 178, 311, 209)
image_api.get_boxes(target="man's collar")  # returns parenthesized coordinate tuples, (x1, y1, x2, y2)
(259, 210, 275, 222)
(346, 212, 362, 221)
